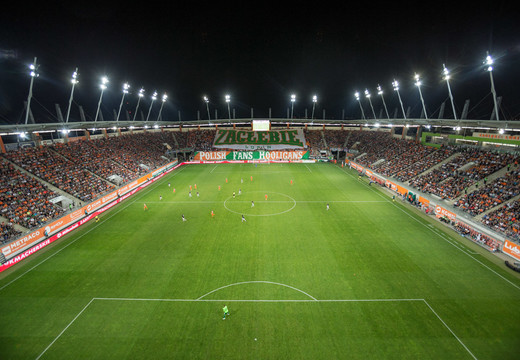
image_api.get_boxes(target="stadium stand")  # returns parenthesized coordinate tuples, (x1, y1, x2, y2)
(3, 145, 116, 203)
(482, 199, 520, 242)
(454, 170, 520, 216)
(0, 127, 519, 249)
(0, 159, 65, 234)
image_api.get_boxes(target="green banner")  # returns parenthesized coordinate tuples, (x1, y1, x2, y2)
(213, 129, 305, 149)
(193, 150, 310, 161)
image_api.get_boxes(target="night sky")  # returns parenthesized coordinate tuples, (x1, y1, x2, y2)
(1, 1, 519, 125)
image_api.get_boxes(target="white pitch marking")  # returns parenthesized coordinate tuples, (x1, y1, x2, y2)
(34, 296, 476, 360)
(197, 281, 318, 301)
(422, 299, 478, 360)
(35, 298, 96, 360)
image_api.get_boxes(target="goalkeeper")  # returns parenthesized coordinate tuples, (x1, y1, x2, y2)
(222, 305, 230, 320)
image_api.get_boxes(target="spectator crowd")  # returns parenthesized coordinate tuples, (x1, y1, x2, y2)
(0, 128, 518, 246)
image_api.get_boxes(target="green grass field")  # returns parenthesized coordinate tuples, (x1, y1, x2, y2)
(1, 162, 519, 359)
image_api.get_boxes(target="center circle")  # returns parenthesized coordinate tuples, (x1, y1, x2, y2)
(223, 191, 296, 216)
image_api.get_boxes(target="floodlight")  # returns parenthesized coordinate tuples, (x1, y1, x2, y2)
(484, 52, 499, 120)
(203, 96, 211, 120)
(94, 76, 109, 122)
(377, 84, 390, 119)
(392, 79, 406, 119)
(116, 82, 131, 121)
(133, 88, 145, 121)
(442, 64, 457, 119)
(66, 68, 79, 123)
(414, 73, 428, 119)
(24, 57, 39, 125)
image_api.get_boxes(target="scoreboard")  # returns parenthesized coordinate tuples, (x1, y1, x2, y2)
(252, 120, 270, 131)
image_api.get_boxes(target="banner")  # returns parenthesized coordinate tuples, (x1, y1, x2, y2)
(213, 129, 306, 150)
(502, 239, 520, 261)
(472, 132, 520, 141)
(435, 205, 457, 220)
(193, 150, 310, 161)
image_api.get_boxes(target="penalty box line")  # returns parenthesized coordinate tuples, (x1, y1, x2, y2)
(36, 297, 476, 360)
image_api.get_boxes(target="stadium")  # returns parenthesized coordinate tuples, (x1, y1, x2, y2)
(1, 3, 520, 358)
(1, 103, 520, 358)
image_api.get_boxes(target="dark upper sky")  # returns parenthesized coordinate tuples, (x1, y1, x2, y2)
(0, 1, 519, 125)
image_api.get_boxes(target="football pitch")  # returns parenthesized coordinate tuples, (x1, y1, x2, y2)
(1, 162, 519, 359)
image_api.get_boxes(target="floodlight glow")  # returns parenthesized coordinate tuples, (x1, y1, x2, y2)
(364, 89, 371, 98)
(122, 82, 130, 94)
(162, 93, 168, 102)
(499, 128, 504, 134)
(71, 71, 78, 84)
(312, 95, 317, 102)
(100, 76, 109, 90)
(377, 85, 383, 95)
(29, 63, 39, 78)
(225, 94, 231, 119)
(138, 88, 145, 97)
(355, 92, 360, 100)
(414, 73, 421, 87)
(442, 65, 450, 80)
(291, 94, 296, 102)
(485, 54, 494, 72)
(203, 96, 209, 103)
